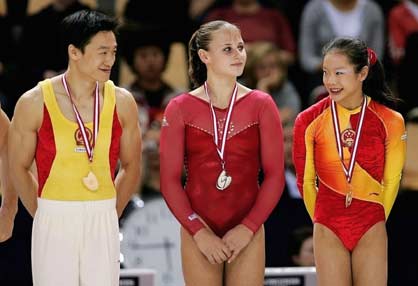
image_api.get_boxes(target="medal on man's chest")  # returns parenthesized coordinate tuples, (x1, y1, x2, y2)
(62, 74, 101, 192)
(83, 171, 99, 191)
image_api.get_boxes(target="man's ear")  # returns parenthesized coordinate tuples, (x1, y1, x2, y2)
(68, 44, 82, 61)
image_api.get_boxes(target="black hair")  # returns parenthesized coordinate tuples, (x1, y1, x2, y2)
(322, 37, 400, 109)
(61, 10, 119, 53)
(118, 23, 171, 72)
(188, 20, 240, 88)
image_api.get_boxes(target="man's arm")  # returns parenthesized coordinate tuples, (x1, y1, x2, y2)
(8, 88, 42, 217)
(0, 108, 17, 242)
(115, 88, 142, 217)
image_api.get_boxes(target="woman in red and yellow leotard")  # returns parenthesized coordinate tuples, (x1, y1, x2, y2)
(160, 21, 284, 286)
(293, 38, 406, 286)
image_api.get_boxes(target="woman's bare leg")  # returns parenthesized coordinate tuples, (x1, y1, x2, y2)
(314, 223, 352, 286)
(224, 226, 265, 286)
(352, 221, 387, 286)
(181, 227, 224, 286)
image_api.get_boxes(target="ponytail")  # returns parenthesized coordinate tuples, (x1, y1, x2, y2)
(188, 30, 207, 88)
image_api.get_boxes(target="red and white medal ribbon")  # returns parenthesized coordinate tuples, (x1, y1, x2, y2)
(62, 74, 99, 162)
(331, 97, 367, 206)
(204, 81, 238, 190)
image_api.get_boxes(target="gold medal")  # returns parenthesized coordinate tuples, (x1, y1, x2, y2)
(82, 171, 99, 191)
(345, 184, 353, 208)
(216, 170, 232, 191)
(62, 75, 100, 193)
(331, 97, 367, 209)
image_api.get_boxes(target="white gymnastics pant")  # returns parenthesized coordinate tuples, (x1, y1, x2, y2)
(32, 198, 120, 286)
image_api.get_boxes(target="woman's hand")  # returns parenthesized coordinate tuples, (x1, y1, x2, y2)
(222, 224, 254, 263)
(193, 228, 232, 264)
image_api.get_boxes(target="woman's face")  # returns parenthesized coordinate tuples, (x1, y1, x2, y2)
(322, 51, 367, 108)
(200, 27, 247, 78)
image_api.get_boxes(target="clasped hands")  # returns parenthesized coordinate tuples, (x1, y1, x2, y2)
(193, 224, 253, 264)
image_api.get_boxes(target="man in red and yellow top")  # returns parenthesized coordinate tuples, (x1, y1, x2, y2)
(293, 38, 406, 286)
(8, 10, 141, 286)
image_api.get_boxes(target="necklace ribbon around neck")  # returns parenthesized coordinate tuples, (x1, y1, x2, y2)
(62, 74, 100, 162)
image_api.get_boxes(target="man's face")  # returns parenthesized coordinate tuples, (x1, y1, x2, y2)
(75, 31, 117, 82)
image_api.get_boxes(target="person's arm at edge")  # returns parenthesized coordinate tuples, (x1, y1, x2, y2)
(8, 88, 42, 217)
(293, 110, 317, 220)
(0, 108, 17, 242)
(383, 111, 406, 218)
(114, 87, 142, 217)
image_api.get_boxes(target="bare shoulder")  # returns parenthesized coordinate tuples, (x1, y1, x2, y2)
(18, 85, 44, 107)
(115, 86, 135, 105)
(13, 85, 44, 128)
(114, 86, 138, 126)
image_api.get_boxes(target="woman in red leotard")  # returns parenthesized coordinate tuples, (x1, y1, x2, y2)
(293, 37, 406, 286)
(160, 20, 285, 286)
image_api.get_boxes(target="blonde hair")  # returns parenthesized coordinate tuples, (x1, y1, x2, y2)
(243, 42, 286, 88)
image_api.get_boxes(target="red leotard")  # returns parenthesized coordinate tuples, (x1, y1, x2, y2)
(160, 90, 285, 237)
(293, 96, 406, 250)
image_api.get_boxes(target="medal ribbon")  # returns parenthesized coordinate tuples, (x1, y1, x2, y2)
(331, 97, 367, 183)
(62, 74, 99, 162)
(204, 81, 238, 165)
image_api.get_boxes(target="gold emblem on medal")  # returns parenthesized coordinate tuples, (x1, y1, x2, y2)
(341, 128, 356, 147)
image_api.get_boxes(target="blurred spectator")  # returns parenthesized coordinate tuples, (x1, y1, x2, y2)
(242, 41, 301, 120)
(119, 115, 184, 286)
(308, 84, 328, 106)
(0, 200, 33, 286)
(387, 108, 418, 286)
(189, 0, 218, 24)
(276, 0, 309, 43)
(119, 25, 183, 133)
(122, 0, 193, 46)
(299, 0, 384, 94)
(19, 0, 90, 92)
(289, 226, 315, 267)
(397, 32, 418, 117)
(388, 0, 418, 65)
(0, 3, 32, 285)
(0, 0, 28, 116)
(264, 115, 312, 267)
(204, 0, 296, 66)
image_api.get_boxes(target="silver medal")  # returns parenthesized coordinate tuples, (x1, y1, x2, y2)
(216, 170, 232, 191)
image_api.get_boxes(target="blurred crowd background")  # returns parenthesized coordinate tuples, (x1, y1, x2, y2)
(0, 0, 417, 285)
